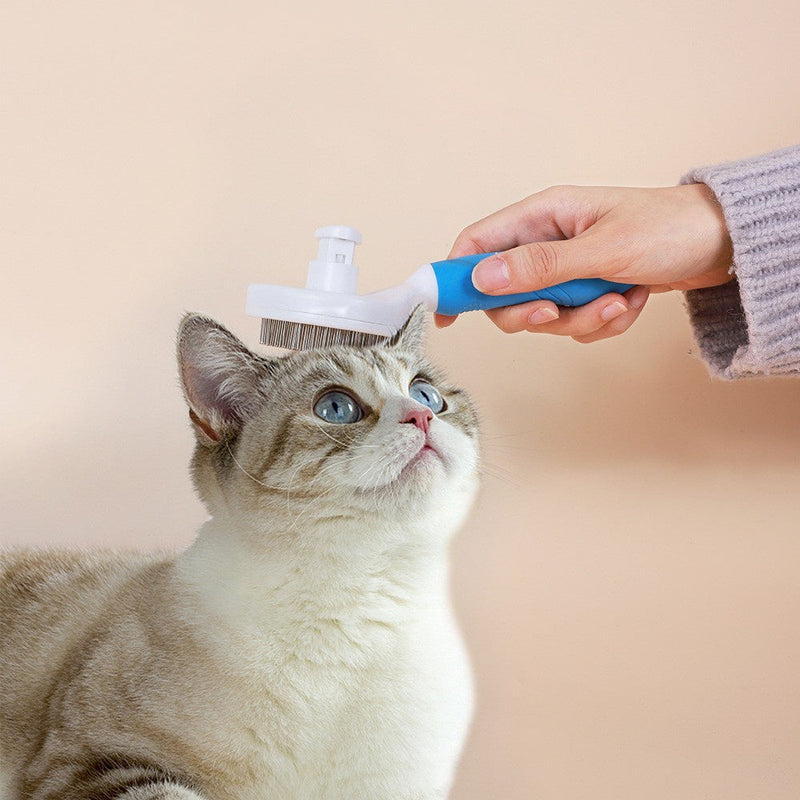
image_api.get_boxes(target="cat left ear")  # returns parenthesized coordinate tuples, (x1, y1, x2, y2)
(385, 305, 427, 353)
(177, 314, 271, 445)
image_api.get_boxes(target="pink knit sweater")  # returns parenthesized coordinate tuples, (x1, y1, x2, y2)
(682, 145, 800, 378)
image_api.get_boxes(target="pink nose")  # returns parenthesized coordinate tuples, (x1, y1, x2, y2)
(402, 406, 433, 434)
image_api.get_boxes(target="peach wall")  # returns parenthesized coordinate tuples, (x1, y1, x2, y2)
(2, 1, 799, 798)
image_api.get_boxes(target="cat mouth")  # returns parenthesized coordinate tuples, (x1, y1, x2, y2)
(416, 442, 437, 459)
(402, 441, 442, 473)
(356, 440, 446, 495)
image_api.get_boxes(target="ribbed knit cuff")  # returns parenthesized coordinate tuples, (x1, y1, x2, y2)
(681, 145, 800, 379)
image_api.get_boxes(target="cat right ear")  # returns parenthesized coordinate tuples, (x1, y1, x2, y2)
(177, 314, 271, 445)
(386, 304, 427, 353)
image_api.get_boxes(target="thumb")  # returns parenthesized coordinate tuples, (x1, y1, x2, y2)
(472, 238, 603, 295)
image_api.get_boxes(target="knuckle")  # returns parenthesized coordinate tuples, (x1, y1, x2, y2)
(457, 223, 479, 243)
(451, 229, 476, 254)
(451, 224, 488, 256)
(538, 184, 569, 200)
(550, 183, 571, 197)
(515, 241, 560, 287)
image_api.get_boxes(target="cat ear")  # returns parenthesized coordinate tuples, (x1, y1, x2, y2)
(177, 314, 271, 445)
(386, 305, 427, 352)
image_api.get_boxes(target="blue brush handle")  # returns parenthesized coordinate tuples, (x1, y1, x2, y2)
(431, 254, 634, 316)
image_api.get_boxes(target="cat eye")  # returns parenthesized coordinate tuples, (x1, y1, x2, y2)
(409, 379, 446, 414)
(313, 390, 363, 424)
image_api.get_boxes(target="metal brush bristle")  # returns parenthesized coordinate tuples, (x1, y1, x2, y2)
(260, 318, 388, 350)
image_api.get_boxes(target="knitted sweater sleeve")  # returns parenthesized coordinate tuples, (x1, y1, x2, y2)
(681, 145, 800, 378)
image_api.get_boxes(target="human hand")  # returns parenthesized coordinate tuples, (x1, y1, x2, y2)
(437, 184, 733, 343)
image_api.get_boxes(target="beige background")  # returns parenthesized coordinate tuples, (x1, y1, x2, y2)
(2, 1, 799, 798)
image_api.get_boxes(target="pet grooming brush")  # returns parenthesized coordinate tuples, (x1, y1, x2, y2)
(246, 226, 634, 350)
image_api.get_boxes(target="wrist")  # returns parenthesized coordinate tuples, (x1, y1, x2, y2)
(678, 182, 734, 288)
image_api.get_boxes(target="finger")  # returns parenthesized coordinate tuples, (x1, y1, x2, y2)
(448, 198, 543, 259)
(484, 285, 648, 337)
(572, 288, 650, 343)
(481, 300, 561, 333)
(433, 313, 458, 328)
(471, 235, 606, 296)
(486, 292, 626, 336)
(448, 187, 584, 259)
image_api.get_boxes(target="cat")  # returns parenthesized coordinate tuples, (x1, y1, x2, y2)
(0, 308, 480, 800)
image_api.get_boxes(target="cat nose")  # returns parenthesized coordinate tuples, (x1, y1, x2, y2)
(402, 406, 433, 434)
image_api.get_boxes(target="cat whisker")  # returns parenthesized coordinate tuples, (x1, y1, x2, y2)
(477, 459, 524, 489)
(225, 441, 290, 492)
(479, 435, 533, 454)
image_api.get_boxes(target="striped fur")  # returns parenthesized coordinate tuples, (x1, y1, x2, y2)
(0, 309, 480, 800)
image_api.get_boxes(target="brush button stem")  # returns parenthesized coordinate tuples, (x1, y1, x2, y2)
(307, 225, 362, 294)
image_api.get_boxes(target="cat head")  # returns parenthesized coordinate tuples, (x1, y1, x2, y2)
(177, 309, 479, 541)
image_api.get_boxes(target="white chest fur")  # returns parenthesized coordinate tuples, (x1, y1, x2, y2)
(174, 517, 473, 800)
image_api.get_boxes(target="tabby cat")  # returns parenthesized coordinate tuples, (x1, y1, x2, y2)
(0, 308, 479, 800)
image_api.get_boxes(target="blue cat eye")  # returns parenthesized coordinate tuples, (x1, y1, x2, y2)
(314, 390, 363, 424)
(409, 379, 445, 414)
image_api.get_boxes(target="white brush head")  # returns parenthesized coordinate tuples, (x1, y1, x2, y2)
(246, 226, 436, 349)
(246, 283, 401, 338)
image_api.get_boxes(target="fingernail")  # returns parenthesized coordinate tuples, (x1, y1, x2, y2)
(600, 301, 628, 322)
(528, 307, 559, 325)
(472, 256, 510, 292)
